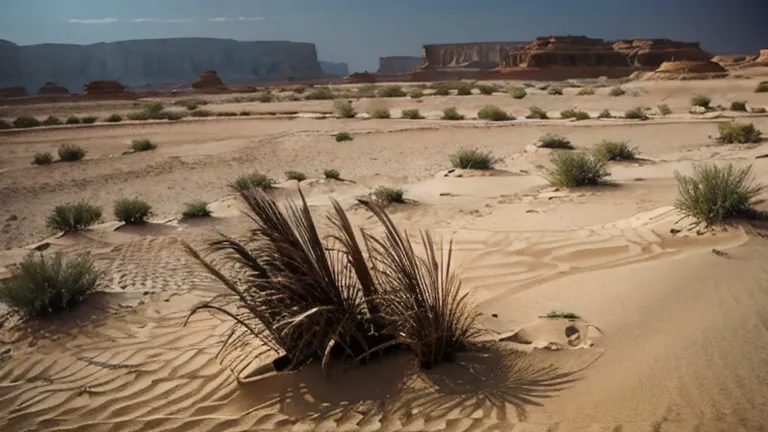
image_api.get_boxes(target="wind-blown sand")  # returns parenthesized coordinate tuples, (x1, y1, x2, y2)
(1, 75, 768, 431)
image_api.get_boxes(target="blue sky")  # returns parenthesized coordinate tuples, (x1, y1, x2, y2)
(1, 0, 766, 72)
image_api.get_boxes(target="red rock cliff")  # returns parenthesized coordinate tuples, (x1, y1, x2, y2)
(503, 36, 629, 68)
(420, 42, 529, 69)
(377, 56, 423, 74)
(612, 39, 711, 67)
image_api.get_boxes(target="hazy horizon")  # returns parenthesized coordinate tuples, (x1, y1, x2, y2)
(2, 0, 766, 72)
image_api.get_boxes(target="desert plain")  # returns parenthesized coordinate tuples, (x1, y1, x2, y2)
(1, 73, 768, 432)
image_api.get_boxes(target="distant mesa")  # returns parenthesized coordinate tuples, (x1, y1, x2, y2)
(612, 38, 712, 67)
(654, 60, 726, 74)
(0, 86, 28, 98)
(37, 82, 69, 95)
(192, 70, 227, 92)
(712, 54, 758, 67)
(320, 61, 349, 77)
(84, 80, 126, 96)
(419, 41, 528, 70)
(343, 71, 377, 84)
(378, 56, 423, 74)
(501, 36, 629, 68)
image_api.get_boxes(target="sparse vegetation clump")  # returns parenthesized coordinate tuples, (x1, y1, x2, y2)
(477, 84, 497, 95)
(174, 99, 208, 111)
(477, 105, 511, 121)
(658, 104, 672, 116)
(285, 171, 307, 182)
(548, 87, 564, 96)
(305, 87, 336, 100)
(215, 112, 238, 117)
(537, 133, 573, 149)
(182, 201, 211, 219)
(190, 109, 213, 118)
(433, 84, 451, 96)
(57, 144, 87, 162)
(334, 131, 353, 142)
(0, 252, 101, 317)
(371, 108, 391, 119)
(47, 202, 103, 232)
(229, 172, 274, 191)
(374, 186, 405, 204)
(624, 107, 649, 120)
(409, 89, 424, 99)
(674, 163, 765, 227)
(730, 101, 748, 112)
(334, 100, 357, 118)
(401, 109, 424, 120)
(609, 86, 626, 97)
(546, 310, 581, 319)
(323, 169, 341, 180)
(598, 109, 613, 119)
(449, 147, 498, 170)
(377, 85, 407, 98)
(114, 198, 152, 225)
(456, 83, 473, 96)
(81, 116, 98, 124)
(716, 122, 762, 144)
(691, 95, 711, 109)
(104, 114, 123, 123)
(65, 116, 81, 125)
(593, 140, 637, 161)
(0, 119, 11, 129)
(509, 86, 527, 99)
(756, 82, 768, 93)
(13, 116, 41, 128)
(239, 111, 253, 116)
(258, 92, 275, 103)
(441, 107, 464, 120)
(32, 152, 54, 165)
(526, 105, 548, 119)
(543, 152, 610, 187)
(577, 87, 595, 96)
(752, 107, 767, 114)
(560, 108, 590, 121)
(42, 116, 62, 126)
(130, 139, 156, 152)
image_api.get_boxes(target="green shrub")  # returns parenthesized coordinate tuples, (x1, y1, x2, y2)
(691, 95, 711, 108)
(239, 111, 253, 116)
(181, 201, 211, 219)
(127, 111, 151, 121)
(548, 87, 563, 96)
(597, 109, 613, 119)
(716, 122, 762, 144)
(593, 140, 636, 161)
(441, 107, 464, 120)
(624, 107, 648, 120)
(13, 116, 41, 128)
(561, 108, 590, 120)
(609, 87, 626, 97)
(143, 101, 165, 115)
(259, 92, 275, 103)
(174, 99, 208, 111)
(377, 85, 406, 98)
(674, 163, 765, 226)
(163, 111, 185, 121)
(190, 109, 213, 118)
(477, 105, 511, 121)
(114, 198, 152, 225)
(229, 172, 274, 191)
(509, 86, 527, 99)
(81, 116, 98, 124)
(104, 114, 123, 123)
(432, 84, 450, 96)
(577, 87, 595, 96)
(130, 139, 156, 152)
(215, 112, 238, 117)
(334, 100, 357, 118)
(32, 152, 54, 165)
(456, 85, 472, 96)
(42, 116, 62, 126)
(537, 134, 573, 149)
(285, 171, 307, 182)
(409, 89, 424, 99)
(356, 85, 376, 98)
(305, 87, 336, 100)
(371, 108, 391, 119)
(477, 84, 496, 95)
(543, 152, 610, 187)
(323, 169, 341, 180)
(335, 131, 353, 142)
(47, 202, 103, 232)
(57, 144, 86, 162)
(658, 104, 672, 116)
(401, 109, 423, 120)
(0, 252, 101, 317)
(756, 82, 768, 93)
(0, 119, 11, 129)
(373, 186, 405, 204)
(730, 101, 748, 112)
(449, 147, 498, 170)
(65, 116, 81, 125)
(526, 106, 549, 119)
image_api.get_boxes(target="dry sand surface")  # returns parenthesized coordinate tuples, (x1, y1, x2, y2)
(2, 75, 768, 431)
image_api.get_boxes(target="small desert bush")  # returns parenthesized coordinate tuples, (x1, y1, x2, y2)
(0, 119, 11, 129)
(190, 109, 214, 118)
(433, 84, 451, 96)
(548, 87, 563, 96)
(114, 198, 152, 225)
(285, 171, 307, 182)
(598, 109, 613, 119)
(335, 131, 353, 142)
(716, 122, 762, 144)
(164, 111, 185, 121)
(674, 163, 765, 226)
(374, 186, 405, 204)
(0, 252, 101, 317)
(130, 139, 156, 152)
(592, 140, 637, 161)
(441, 107, 464, 120)
(691, 95, 711, 108)
(174, 99, 208, 111)
(401, 109, 423, 120)
(577, 87, 595, 96)
(216, 112, 238, 117)
(609, 87, 626, 97)
(509, 86, 527, 99)
(624, 107, 648, 120)
(259, 92, 274, 103)
(377, 85, 406, 98)
(13, 116, 41, 128)
(543, 152, 610, 187)
(104, 114, 123, 123)
(334, 100, 357, 118)
(477, 84, 496, 95)
(537, 133, 573, 149)
(730, 101, 748, 112)
(239, 111, 253, 116)
(127, 111, 151, 121)
(449, 147, 498, 170)
(756, 82, 768, 93)
(456, 84, 472, 96)
(57, 144, 86, 162)
(181, 201, 211, 219)
(47, 202, 103, 232)
(229, 172, 274, 191)
(306, 87, 336, 100)
(323, 169, 341, 180)
(560, 108, 590, 121)
(658, 104, 672, 116)
(143, 101, 165, 115)
(526, 106, 549, 119)
(81, 116, 98, 124)
(409, 89, 424, 99)
(371, 108, 391, 119)
(32, 152, 54, 165)
(42, 116, 62, 126)
(477, 105, 511, 121)
(65, 116, 81, 125)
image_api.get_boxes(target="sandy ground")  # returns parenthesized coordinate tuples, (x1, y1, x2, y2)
(2, 75, 768, 431)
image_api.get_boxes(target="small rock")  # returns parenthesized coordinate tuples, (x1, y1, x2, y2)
(670, 227, 681, 235)
(689, 106, 707, 114)
(6, 215, 18, 222)
(491, 313, 498, 318)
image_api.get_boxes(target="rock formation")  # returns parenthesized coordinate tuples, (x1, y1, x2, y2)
(37, 82, 69, 95)
(319, 61, 349, 77)
(83, 80, 125, 96)
(712, 55, 758, 67)
(654, 61, 726, 73)
(502, 36, 629, 68)
(0, 38, 326, 91)
(191, 70, 226, 91)
(757, 50, 768, 64)
(612, 39, 711, 68)
(343, 72, 377, 84)
(420, 42, 529, 69)
(378, 56, 423, 74)
(0, 86, 28, 98)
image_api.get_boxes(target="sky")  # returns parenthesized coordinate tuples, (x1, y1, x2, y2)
(1, 0, 766, 72)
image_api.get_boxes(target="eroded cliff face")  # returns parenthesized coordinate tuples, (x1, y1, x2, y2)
(503, 36, 629, 68)
(612, 39, 711, 67)
(0, 38, 325, 92)
(421, 42, 528, 69)
(377, 56, 423, 74)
